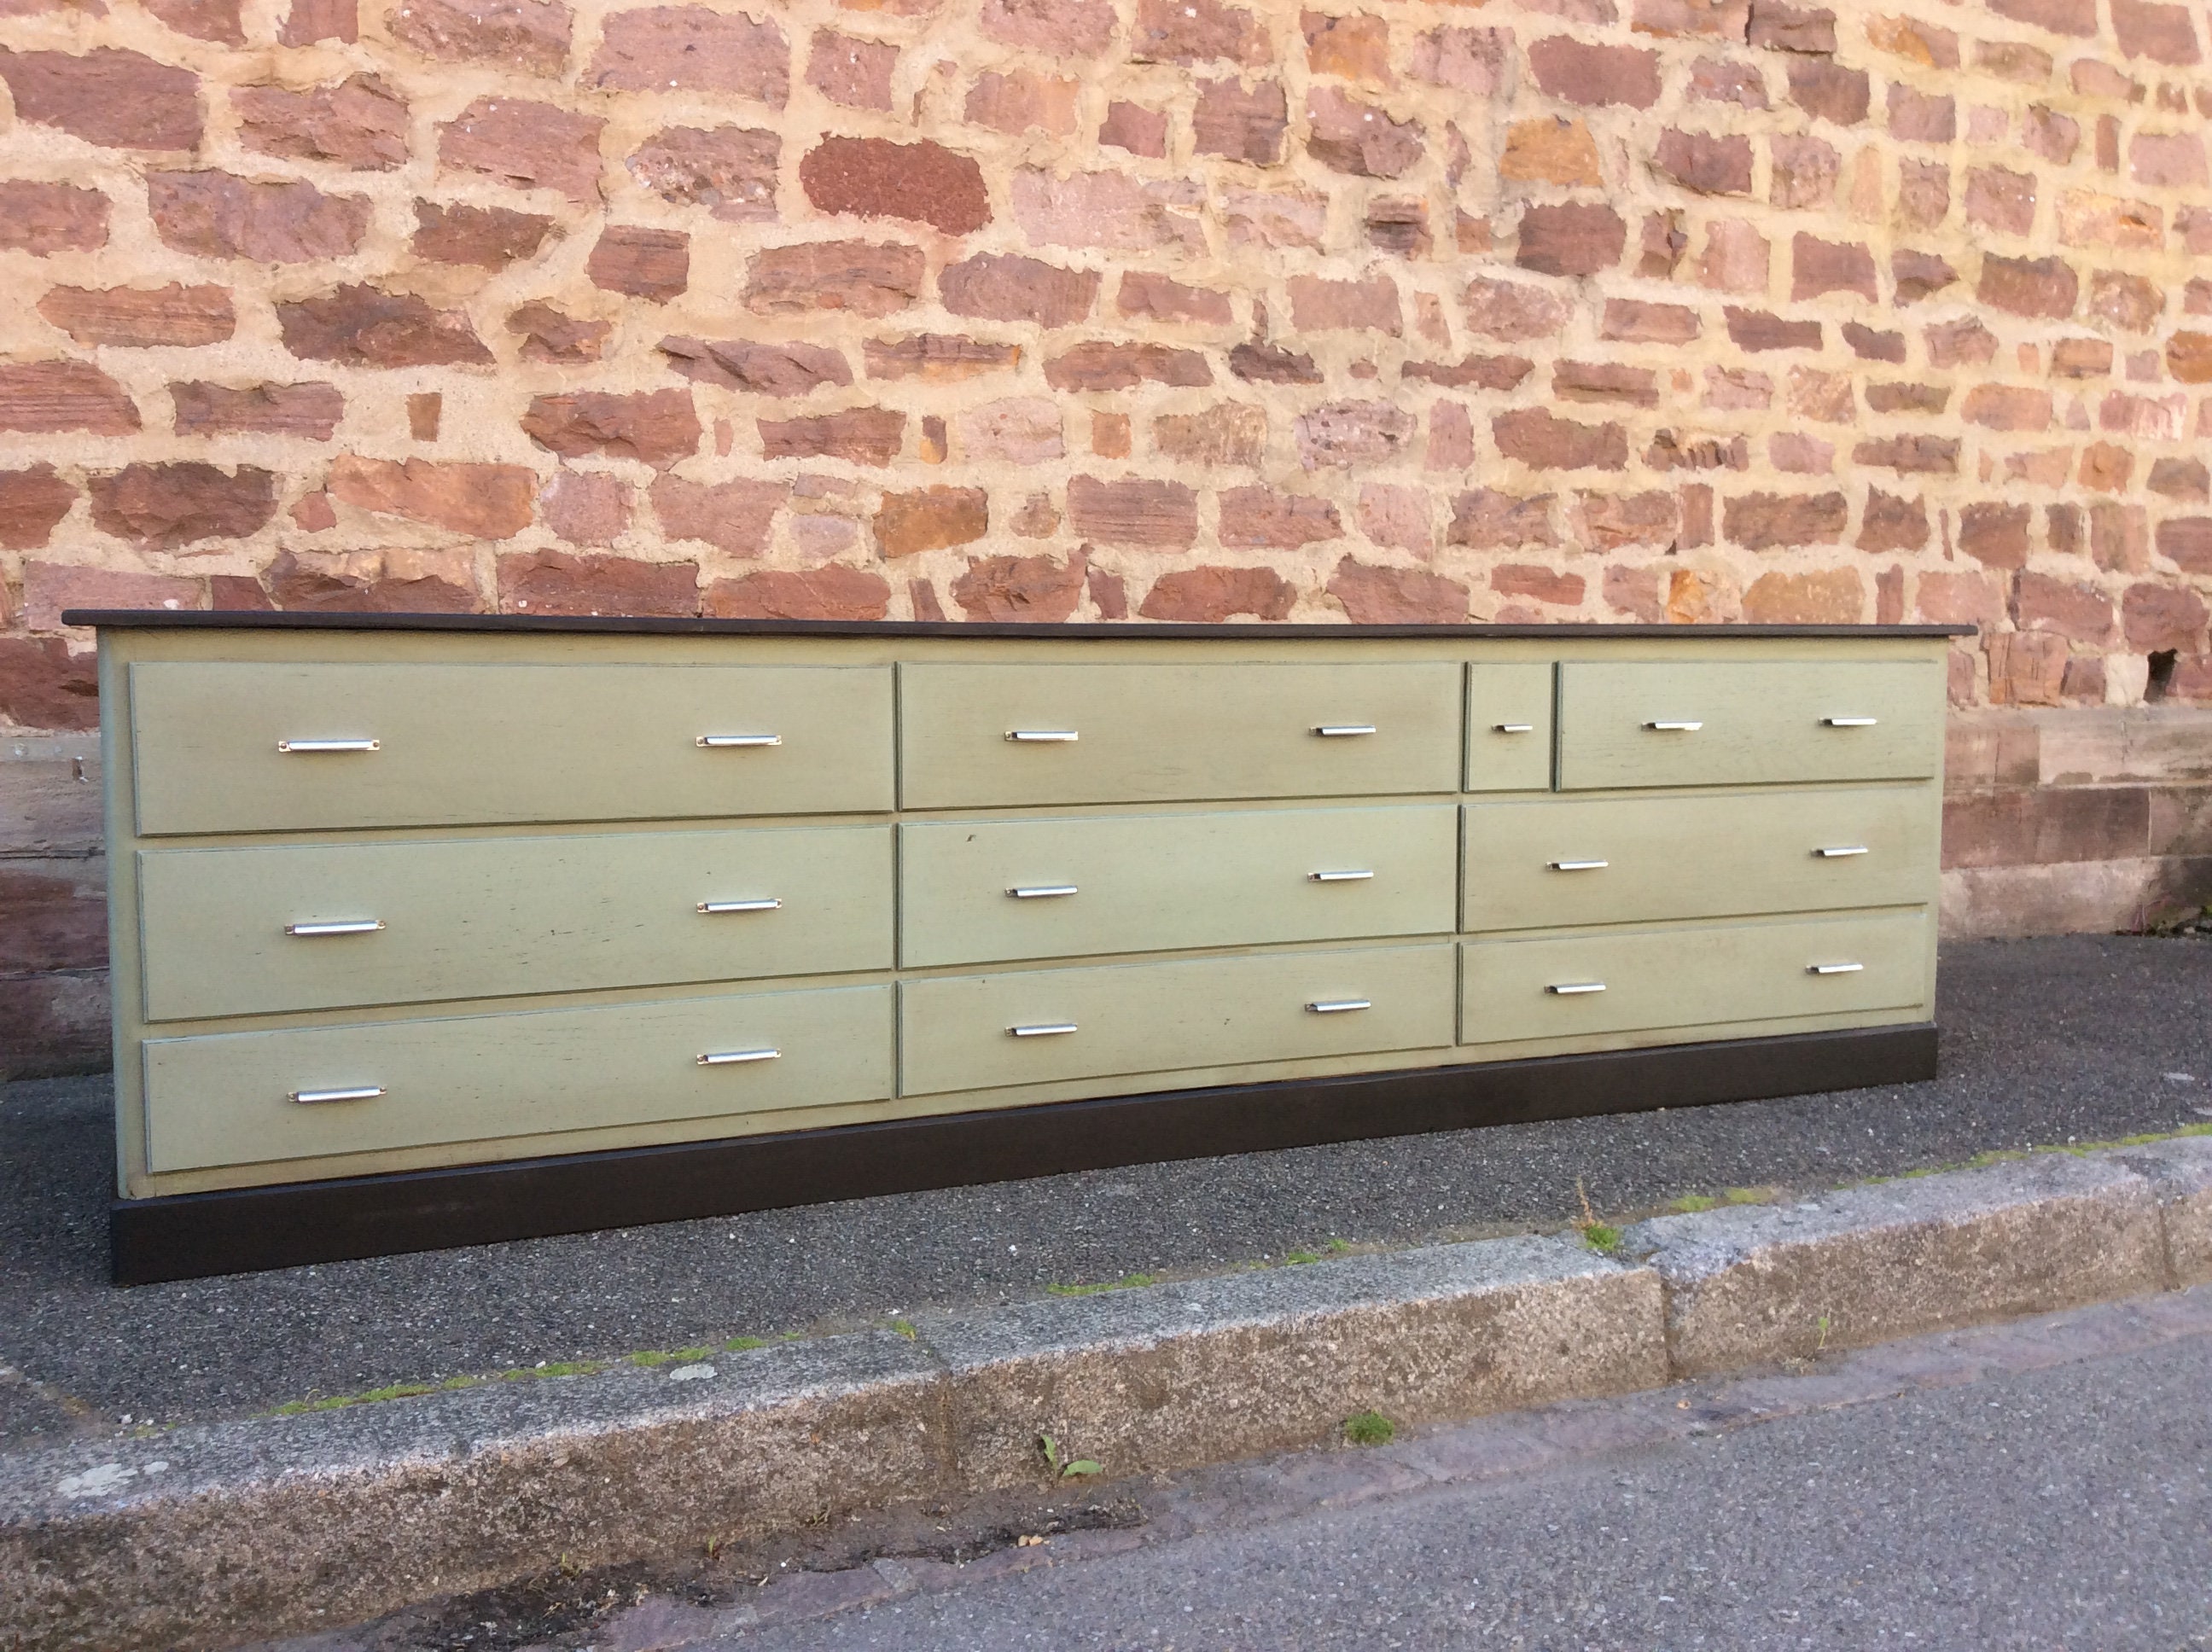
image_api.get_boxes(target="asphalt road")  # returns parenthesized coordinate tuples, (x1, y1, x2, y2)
(5, 934, 2210, 1436)
(719, 1304, 2212, 1651)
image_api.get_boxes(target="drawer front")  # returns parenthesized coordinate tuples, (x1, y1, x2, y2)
(142, 984, 894, 1172)
(900, 806, 1456, 969)
(137, 825, 894, 1022)
(130, 662, 894, 835)
(1459, 911, 1928, 1046)
(898, 662, 1462, 808)
(1463, 787, 1936, 933)
(1556, 661, 1943, 790)
(1465, 663, 1554, 793)
(900, 943, 1455, 1095)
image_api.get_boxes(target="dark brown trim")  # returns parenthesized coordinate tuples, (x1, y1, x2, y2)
(61, 609, 1976, 641)
(112, 1024, 1937, 1285)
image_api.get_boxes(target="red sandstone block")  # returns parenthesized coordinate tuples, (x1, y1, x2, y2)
(649, 477, 784, 556)
(148, 172, 370, 264)
(0, 49, 201, 151)
(279, 285, 491, 367)
(439, 98, 605, 203)
(234, 76, 407, 171)
(587, 226, 689, 300)
(589, 7, 788, 102)
(1296, 402, 1417, 468)
(1067, 476, 1199, 547)
(628, 125, 780, 223)
(748, 242, 925, 317)
(327, 456, 535, 538)
(1326, 556, 1468, 623)
(498, 550, 698, 618)
(523, 390, 701, 468)
(509, 302, 608, 364)
(810, 30, 896, 111)
(876, 487, 988, 558)
(1493, 410, 1627, 471)
(1219, 486, 1342, 548)
(1193, 77, 1289, 163)
(800, 137, 990, 236)
(1528, 37, 1662, 107)
(393, 0, 569, 74)
(88, 463, 276, 550)
(952, 552, 1088, 621)
(705, 567, 890, 621)
(411, 201, 553, 269)
(1138, 566, 1296, 623)
(2123, 582, 2210, 649)
(1653, 129, 1754, 195)
(1304, 86, 1423, 176)
(941, 253, 1097, 326)
(1288, 273, 1400, 334)
(1516, 202, 1627, 276)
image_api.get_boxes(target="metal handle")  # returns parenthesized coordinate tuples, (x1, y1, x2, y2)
(1546, 981, 1607, 996)
(276, 738, 379, 753)
(697, 1048, 780, 1065)
(1813, 846, 1869, 859)
(1306, 998, 1371, 1014)
(1005, 730, 1078, 743)
(1009, 1022, 1078, 1038)
(1008, 885, 1078, 899)
(284, 919, 385, 937)
(1493, 723, 1535, 735)
(1807, 963, 1865, 975)
(1822, 717, 1878, 728)
(697, 734, 780, 748)
(1309, 870, 1374, 882)
(1548, 859, 1609, 872)
(290, 1085, 383, 1104)
(698, 899, 781, 914)
(1644, 720, 1703, 732)
(1313, 724, 1377, 738)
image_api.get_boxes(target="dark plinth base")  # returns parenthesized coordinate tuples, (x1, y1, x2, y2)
(111, 1022, 1937, 1285)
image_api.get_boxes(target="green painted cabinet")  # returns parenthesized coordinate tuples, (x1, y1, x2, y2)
(88, 618, 1952, 1239)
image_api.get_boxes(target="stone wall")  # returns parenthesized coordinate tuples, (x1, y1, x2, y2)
(3, 0, 2212, 1072)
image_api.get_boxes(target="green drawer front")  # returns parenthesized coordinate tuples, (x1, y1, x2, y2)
(1463, 787, 1936, 933)
(1556, 661, 1944, 791)
(899, 943, 1456, 1096)
(1465, 663, 1554, 793)
(898, 662, 1463, 809)
(1459, 911, 1928, 1046)
(137, 825, 894, 1022)
(899, 806, 1457, 969)
(142, 984, 895, 1172)
(130, 662, 894, 835)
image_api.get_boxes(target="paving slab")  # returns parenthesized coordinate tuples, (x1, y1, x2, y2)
(3, 936, 2209, 1439)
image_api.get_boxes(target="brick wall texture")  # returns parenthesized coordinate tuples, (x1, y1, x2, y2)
(0, 0, 2210, 701)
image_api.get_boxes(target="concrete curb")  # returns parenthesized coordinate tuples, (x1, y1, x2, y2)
(5, 1138, 2209, 1650)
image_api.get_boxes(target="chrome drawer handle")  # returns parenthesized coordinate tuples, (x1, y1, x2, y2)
(277, 738, 378, 753)
(1493, 723, 1535, 734)
(1807, 962, 1865, 975)
(1309, 870, 1374, 882)
(1644, 720, 1703, 732)
(1313, 724, 1377, 737)
(698, 899, 781, 914)
(697, 733, 780, 748)
(290, 1085, 383, 1104)
(1547, 981, 1607, 995)
(1010, 1022, 1078, 1038)
(1822, 717, 1878, 728)
(1307, 998, 1371, 1014)
(1006, 730, 1078, 743)
(1549, 859, 1609, 872)
(1813, 846, 1869, 859)
(698, 1048, 780, 1065)
(1008, 884, 1079, 899)
(285, 919, 385, 937)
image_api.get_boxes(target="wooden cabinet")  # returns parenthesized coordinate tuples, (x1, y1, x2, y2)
(76, 613, 1959, 1281)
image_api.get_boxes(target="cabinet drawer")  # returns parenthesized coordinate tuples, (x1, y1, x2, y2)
(1556, 661, 1943, 790)
(1465, 663, 1553, 793)
(900, 806, 1455, 968)
(898, 662, 1461, 808)
(142, 984, 894, 1172)
(900, 943, 1455, 1095)
(1459, 911, 1928, 1046)
(1463, 788, 1936, 933)
(137, 825, 894, 1022)
(130, 662, 894, 835)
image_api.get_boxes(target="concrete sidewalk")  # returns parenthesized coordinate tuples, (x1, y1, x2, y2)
(4, 934, 2209, 1442)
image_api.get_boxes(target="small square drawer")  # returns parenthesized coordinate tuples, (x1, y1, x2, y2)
(899, 943, 1455, 1096)
(130, 662, 894, 835)
(1463, 787, 1936, 933)
(1556, 661, 1943, 791)
(142, 984, 895, 1173)
(137, 824, 894, 1022)
(898, 662, 1462, 808)
(899, 805, 1456, 968)
(1459, 911, 1928, 1046)
(1465, 663, 1553, 793)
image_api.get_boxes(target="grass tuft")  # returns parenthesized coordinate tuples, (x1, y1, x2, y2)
(1342, 1410, 1396, 1447)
